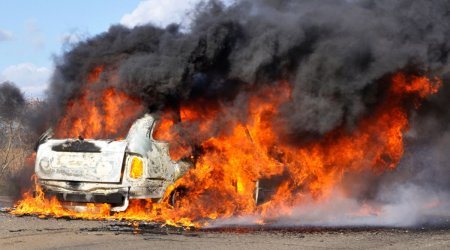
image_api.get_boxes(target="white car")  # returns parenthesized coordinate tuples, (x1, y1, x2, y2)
(34, 114, 190, 211)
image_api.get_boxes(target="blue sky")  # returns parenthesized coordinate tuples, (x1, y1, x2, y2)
(0, 0, 233, 98)
(0, 1, 142, 69)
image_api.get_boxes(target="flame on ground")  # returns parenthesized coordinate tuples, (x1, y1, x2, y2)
(11, 68, 441, 227)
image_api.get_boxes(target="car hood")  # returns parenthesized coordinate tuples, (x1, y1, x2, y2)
(35, 139, 127, 183)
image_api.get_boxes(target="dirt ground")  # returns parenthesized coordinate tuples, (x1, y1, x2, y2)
(1, 196, 449, 250)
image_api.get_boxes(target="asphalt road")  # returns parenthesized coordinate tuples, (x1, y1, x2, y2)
(0, 196, 449, 250)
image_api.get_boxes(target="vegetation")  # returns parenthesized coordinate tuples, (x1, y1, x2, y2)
(0, 82, 39, 194)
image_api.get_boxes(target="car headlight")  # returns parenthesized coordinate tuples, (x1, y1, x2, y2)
(39, 157, 51, 173)
(130, 157, 143, 179)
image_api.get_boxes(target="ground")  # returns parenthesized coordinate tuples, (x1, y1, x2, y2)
(1, 196, 449, 250)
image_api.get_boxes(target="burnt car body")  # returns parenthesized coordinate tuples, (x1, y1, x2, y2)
(35, 114, 190, 211)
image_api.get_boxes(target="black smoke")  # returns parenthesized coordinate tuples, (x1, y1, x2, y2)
(45, 0, 450, 135)
(0, 82, 25, 121)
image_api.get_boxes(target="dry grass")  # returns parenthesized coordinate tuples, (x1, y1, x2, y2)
(0, 121, 34, 195)
(0, 147, 30, 190)
(0, 100, 43, 195)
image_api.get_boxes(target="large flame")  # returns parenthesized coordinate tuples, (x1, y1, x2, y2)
(12, 68, 441, 227)
(55, 66, 144, 139)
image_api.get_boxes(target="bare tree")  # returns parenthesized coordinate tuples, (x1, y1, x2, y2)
(0, 119, 28, 178)
(0, 82, 28, 190)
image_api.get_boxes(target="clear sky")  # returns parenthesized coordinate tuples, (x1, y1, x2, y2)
(0, 0, 233, 98)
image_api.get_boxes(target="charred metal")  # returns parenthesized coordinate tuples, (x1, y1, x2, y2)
(34, 114, 191, 211)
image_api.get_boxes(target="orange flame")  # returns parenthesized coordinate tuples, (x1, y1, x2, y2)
(55, 66, 144, 139)
(12, 72, 441, 227)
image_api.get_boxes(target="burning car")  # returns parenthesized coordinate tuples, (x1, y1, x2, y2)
(34, 114, 191, 211)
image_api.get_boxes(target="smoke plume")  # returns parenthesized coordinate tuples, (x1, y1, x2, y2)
(0, 82, 25, 121)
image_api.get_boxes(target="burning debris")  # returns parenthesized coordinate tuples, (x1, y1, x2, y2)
(6, 0, 450, 227)
(33, 114, 191, 212)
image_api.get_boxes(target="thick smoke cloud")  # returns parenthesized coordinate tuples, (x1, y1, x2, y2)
(47, 0, 450, 135)
(37, 0, 450, 225)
